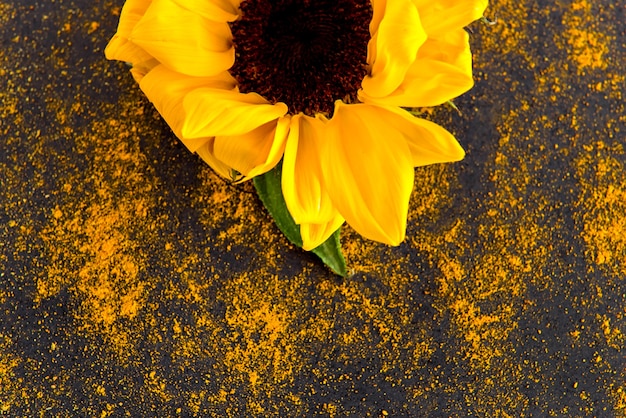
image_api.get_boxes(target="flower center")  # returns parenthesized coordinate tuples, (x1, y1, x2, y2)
(229, 0, 372, 116)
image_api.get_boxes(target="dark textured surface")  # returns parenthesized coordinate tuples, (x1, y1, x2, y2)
(1, 0, 625, 416)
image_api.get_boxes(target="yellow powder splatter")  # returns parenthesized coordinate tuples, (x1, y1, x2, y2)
(405, 151, 533, 413)
(597, 314, 625, 351)
(0, 334, 21, 413)
(562, 0, 610, 73)
(0, 2, 14, 27)
(38, 99, 157, 359)
(403, 82, 555, 413)
(219, 273, 310, 389)
(145, 370, 173, 403)
(2, 0, 624, 414)
(429, 106, 548, 366)
(483, 0, 531, 58)
(575, 141, 626, 278)
(615, 386, 626, 416)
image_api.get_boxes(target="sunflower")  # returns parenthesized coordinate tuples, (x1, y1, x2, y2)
(106, 0, 488, 250)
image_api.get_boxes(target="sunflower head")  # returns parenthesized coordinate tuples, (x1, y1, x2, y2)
(106, 0, 487, 250)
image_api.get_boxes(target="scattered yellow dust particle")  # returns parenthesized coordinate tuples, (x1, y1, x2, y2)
(52, 206, 63, 219)
(88, 21, 100, 34)
(248, 371, 259, 386)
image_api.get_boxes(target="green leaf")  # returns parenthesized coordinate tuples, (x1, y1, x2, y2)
(310, 228, 347, 277)
(253, 163, 347, 277)
(253, 162, 303, 247)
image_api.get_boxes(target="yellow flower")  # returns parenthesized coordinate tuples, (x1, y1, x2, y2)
(106, 0, 487, 250)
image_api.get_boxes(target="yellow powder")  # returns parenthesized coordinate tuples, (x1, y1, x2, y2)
(37, 97, 158, 361)
(575, 141, 626, 278)
(563, 0, 611, 73)
(1, 0, 624, 415)
(0, 334, 20, 412)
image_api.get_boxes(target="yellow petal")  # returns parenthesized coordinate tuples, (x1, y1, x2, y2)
(413, 0, 489, 34)
(359, 29, 473, 107)
(171, 0, 239, 22)
(113, 0, 152, 38)
(406, 118, 465, 166)
(104, 0, 153, 64)
(139, 64, 236, 151)
(282, 115, 339, 225)
(213, 116, 290, 180)
(104, 34, 152, 65)
(195, 138, 234, 179)
(368, 0, 386, 36)
(130, 0, 234, 77)
(362, 0, 426, 98)
(181, 89, 288, 138)
(360, 105, 465, 166)
(105, 35, 153, 66)
(417, 29, 473, 70)
(245, 116, 291, 179)
(322, 102, 415, 246)
(129, 57, 160, 84)
(300, 215, 345, 251)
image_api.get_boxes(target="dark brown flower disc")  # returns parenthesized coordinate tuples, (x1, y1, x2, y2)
(229, 0, 372, 116)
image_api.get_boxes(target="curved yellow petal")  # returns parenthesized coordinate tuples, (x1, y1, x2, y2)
(129, 57, 160, 84)
(245, 116, 291, 179)
(360, 29, 473, 107)
(213, 116, 290, 180)
(130, 0, 234, 77)
(300, 215, 345, 251)
(414, 0, 489, 34)
(406, 118, 465, 166)
(368, 0, 386, 36)
(360, 63, 472, 107)
(104, 0, 153, 64)
(282, 114, 340, 226)
(361, 105, 465, 166)
(362, 0, 426, 98)
(171, 0, 239, 22)
(181, 89, 288, 139)
(322, 102, 415, 246)
(113, 0, 152, 38)
(105, 37, 153, 67)
(139, 64, 236, 150)
(416, 29, 473, 73)
(195, 138, 234, 179)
